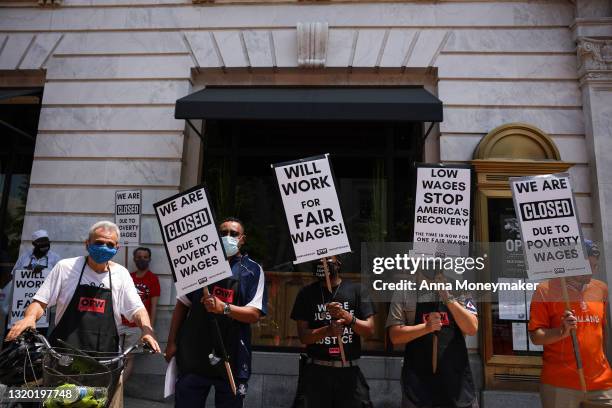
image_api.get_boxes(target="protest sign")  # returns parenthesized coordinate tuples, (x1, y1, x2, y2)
(412, 164, 472, 258)
(510, 173, 591, 281)
(412, 164, 472, 374)
(115, 189, 141, 247)
(8, 269, 49, 328)
(272, 154, 351, 264)
(511, 173, 589, 392)
(273, 154, 350, 363)
(154, 185, 232, 297)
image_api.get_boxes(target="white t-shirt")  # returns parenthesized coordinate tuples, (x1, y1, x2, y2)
(34, 256, 145, 329)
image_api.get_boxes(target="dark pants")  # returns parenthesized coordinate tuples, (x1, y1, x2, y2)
(292, 354, 308, 408)
(175, 373, 247, 408)
(303, 364, 373, 408)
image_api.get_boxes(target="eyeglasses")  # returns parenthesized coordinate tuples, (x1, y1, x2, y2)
(219, 229, 241, 238)
(94, 240, 117, 249)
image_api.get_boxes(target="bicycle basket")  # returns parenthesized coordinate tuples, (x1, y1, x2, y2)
(42, 348, 123, 407)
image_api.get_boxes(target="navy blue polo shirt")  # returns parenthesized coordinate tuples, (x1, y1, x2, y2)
(178, 254, 267, 380)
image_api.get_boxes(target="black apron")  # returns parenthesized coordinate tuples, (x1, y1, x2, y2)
(49, 257, 119, 353)
(401, 296, 476, 408)
(176, 276, 242, 379)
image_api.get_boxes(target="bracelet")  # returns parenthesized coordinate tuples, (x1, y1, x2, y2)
(350, 315, 357, 328)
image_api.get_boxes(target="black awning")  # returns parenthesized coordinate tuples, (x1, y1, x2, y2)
(175, 87, 442, 122)
(0, 88, 42, 101)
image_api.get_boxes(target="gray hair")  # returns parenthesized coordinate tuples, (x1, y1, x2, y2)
(88, 220, 121, 242)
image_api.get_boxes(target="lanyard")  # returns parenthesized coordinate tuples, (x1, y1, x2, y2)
(28, 255, 48, 269)
(320, 281, 342, 305)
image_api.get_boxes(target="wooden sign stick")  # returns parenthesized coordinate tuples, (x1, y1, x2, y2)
(560, 277, 587, 396)
(321, 258, 347, 365)
(432, 290, 440, 374)
(203, 287, 237, 396)
(432, 334, 438, 374)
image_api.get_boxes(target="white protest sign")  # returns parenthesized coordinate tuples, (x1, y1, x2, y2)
(115, 189, 141, 246)
(9, 269, 49, 328)
(154, 186, 232, 297)
(273, 154, 351, 264)
(412, 165, 471, 258)
(510, 173, 591, 280)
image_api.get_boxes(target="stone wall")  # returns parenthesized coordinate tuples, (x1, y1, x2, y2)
(0, 0, 601, 403)
(0, 0, 593, 307)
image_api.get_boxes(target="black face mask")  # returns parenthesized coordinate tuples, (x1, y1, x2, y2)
(313, 262, 340, 280)
(33, 243, 50, 258)
(135, 259, 150, 271)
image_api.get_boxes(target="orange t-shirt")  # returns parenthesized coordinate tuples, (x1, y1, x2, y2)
(528, 278, 612, 391)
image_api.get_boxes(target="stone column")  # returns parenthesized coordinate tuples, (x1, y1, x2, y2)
(574, 1, 612, 338)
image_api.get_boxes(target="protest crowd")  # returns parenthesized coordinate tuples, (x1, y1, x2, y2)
(0, 160, 610, 408)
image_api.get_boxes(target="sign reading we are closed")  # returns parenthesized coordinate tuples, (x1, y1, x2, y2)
(510, 173, 591, 280)
(115, 189, 141, 246)
(154, 186, 232, 296)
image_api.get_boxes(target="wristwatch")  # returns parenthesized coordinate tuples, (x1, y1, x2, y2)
(223, 303, 232, 315)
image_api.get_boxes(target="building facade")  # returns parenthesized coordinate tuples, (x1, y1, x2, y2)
(0, 0, 611, 407)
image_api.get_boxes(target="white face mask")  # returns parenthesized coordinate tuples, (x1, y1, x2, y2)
(222, 236, 240, 257)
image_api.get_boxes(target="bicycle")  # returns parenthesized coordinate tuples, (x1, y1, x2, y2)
(0, 329, 154, 407)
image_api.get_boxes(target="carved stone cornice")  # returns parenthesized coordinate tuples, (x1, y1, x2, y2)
(571, 17, 612, 40)
(577, 37, 612, 84)
(296, 22, 328, 69)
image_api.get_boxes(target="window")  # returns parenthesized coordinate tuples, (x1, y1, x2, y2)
(0, 89, 41, 283)
(488, 198, 543, 356)
(203, 119, 423, 352)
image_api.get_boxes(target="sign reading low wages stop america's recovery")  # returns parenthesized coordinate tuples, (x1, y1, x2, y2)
(9, 269, 49, 328)
(510, 173, 591, 280)
(273, 154, 351, 264)
(154, 186, 232, 296)
(412, 165, 471, 257)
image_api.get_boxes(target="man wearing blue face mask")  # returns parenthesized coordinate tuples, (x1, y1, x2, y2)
(6, 221, 161, 407)
(165, 217, 268, 408)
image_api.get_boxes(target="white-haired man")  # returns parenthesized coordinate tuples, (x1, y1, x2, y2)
(6, 221, 161, 406)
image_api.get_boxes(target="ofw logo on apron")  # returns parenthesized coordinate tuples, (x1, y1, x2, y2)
(78, 297, 107, 313)
(212, 286, 235, 304)
(422, 312, 450, 326)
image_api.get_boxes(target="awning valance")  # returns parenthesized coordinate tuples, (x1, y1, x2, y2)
(0, 88, 42, 102)
(175, 87, 443, 122)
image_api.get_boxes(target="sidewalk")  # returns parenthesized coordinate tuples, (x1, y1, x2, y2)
(125, 397, 174, 408)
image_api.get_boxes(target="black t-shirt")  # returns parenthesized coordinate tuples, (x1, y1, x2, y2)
(290, 280, 376, 361)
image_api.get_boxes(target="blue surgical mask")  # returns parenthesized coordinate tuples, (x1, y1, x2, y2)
(87, 244, 118, 264)
(221, 236, 239, 257)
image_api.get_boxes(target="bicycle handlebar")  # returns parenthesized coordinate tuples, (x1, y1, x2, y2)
(20, 329, 155, 366)
(22, 329, 64, 360)
(97, 342, 155, 365)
